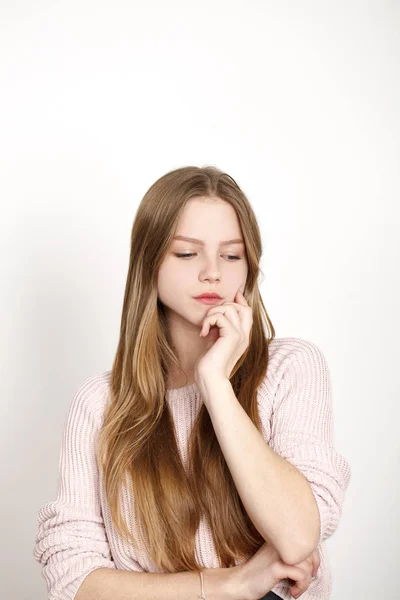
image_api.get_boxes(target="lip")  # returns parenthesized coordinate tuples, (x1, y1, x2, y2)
(194, 297, 222, 305)
(193, 293, 222, 299)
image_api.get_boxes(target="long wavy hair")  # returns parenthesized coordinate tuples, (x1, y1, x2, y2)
(97, 165, 276, 573)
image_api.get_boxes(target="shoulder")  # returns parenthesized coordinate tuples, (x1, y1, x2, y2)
(67, 370, 112, 425)
(257, 336, 330, 405)
(267, 336, 329, 371)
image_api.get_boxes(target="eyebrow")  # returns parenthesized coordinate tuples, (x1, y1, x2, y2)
(172, 235, 244, 246)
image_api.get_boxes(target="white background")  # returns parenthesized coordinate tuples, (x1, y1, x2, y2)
(1, 1, 399, 599)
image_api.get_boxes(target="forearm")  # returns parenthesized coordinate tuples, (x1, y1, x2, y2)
(75, 565, 240, 600)
(199, 375, 320, 566)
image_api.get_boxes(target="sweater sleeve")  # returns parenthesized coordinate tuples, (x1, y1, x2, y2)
(33, 375, 116, 600)
(261, 339, 352, 545)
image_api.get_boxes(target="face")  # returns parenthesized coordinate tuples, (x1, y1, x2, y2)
(157, 197, 248, 336)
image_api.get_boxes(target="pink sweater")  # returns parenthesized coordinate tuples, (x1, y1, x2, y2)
(33, 337, 351, 600)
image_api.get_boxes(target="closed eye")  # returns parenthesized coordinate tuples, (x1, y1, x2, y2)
(174, 253, 242, 261)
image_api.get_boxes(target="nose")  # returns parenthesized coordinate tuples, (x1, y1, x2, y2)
(199, 255, 221, 283)
(199, 266, 220, 283)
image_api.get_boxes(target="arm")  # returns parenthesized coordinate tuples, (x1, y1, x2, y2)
(198, 340, 352, 566)
(33, 375, 117, 600)
(33, 374, 243, 600)
(199, 376, 319, 566)
(263, 341, 351, 549)
(75, 565, 240, 600)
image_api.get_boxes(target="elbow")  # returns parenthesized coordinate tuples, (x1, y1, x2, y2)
(279, 541, 317, 566)
(277, 525, 320, 566)
(260, 516, 320, 567)
(282, 500, 321, 565)
(263, 534, 318, 567)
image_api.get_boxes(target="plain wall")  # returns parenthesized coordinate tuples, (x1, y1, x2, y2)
(1, 1, 398, 599)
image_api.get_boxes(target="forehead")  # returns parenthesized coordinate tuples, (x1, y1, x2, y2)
(173, 197, 243, 244)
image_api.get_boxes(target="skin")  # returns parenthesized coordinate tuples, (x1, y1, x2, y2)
(157, 196, 248, 389)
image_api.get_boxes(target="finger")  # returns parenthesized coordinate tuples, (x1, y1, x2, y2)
(312, 550, 320, 577)
(203, 305, 241, 332)
(200, 311, 239, 338)
(207, 302, 251, 338)
(287, 557, 315, 597)
(290, 574, 312, 599)
(206, 304, 241, 329)
(283, 565, 310, 599)
(200, 311, 237, 337)
(235, 288, 248, 305)
(224, 301, 253, 338)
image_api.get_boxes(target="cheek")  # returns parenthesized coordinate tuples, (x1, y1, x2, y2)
(159, 263, 184, 286)
(157, 264, 186, 303)
(226, 267, 246, 285)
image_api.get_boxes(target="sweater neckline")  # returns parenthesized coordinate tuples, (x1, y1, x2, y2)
(166, 381, 198, 401)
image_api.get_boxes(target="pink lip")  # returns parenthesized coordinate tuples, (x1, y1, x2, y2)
(194, 297, 222, 305)
(193, 293, 222, 299)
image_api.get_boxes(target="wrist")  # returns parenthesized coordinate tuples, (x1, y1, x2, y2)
(229, 564, 254, 600)
(195, 371, 231, 400)
(195, 368, 228, 383)
(200, 565, 249, 600)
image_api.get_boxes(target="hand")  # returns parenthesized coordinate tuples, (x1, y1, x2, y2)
(194, 286, 253, 381)
(283, 547, 320, 599)
(234, 542, 320, 600)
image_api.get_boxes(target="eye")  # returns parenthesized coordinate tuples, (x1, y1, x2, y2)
(174, 253, 242, 261)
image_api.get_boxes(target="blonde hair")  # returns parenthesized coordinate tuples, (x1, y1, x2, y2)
(97, 165, 275, 572)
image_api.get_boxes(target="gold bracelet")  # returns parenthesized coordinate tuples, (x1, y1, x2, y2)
(198, 570, 207, 599)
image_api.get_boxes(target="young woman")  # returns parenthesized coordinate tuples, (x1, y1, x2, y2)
(34, 166, 351, 600)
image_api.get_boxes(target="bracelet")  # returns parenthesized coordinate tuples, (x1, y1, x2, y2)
(198, 570, 207, 599)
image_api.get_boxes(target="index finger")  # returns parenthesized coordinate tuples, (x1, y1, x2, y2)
(311, 549, 320, 577)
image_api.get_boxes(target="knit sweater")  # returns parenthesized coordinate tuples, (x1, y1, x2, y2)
(33, 337, 352, 600)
